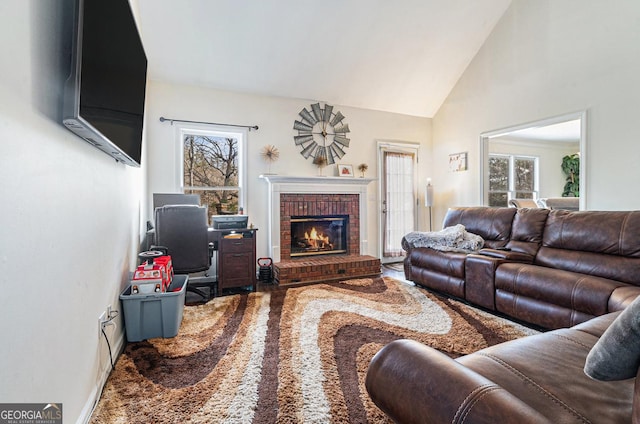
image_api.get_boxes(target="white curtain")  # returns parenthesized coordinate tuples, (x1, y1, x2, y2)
(383, 151, 415, 257)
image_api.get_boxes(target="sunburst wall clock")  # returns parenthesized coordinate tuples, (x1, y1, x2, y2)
(293, 102, 350, 164)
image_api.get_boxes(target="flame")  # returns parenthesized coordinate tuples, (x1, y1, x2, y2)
(304, 227, 331, 248)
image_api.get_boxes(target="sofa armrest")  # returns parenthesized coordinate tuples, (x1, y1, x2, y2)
(403, 255, 413, 281)
(609, 286, 640, 312)
(366, 339, 553, 424)
(465, 250, 533, 311)
(465, 254, 502, 310)
(478, 248, 534, 263)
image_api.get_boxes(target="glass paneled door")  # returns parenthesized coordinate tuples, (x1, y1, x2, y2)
(379, 144, 418, 263)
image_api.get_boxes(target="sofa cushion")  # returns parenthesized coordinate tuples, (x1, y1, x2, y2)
(407, 248, 467, 298)
(536, 247, 640, 286)
(443, 207, 515, 248)
(495, 263, 628, 328)
(409, 248, 466, 278)
(537, 210, 640, 285)
(585, 296, 640, 381)
(506, 208, 549, 256)
(542, 210, 640, 257)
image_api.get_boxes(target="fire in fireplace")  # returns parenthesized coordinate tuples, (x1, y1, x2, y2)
(290, 215, 348, 257)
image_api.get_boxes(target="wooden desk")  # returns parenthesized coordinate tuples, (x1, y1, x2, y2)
(209, 228, 257, 292)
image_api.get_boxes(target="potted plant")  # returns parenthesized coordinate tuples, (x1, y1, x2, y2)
(561, 153, 580, 197)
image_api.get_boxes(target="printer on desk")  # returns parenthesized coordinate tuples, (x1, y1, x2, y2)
(211, 214, 248, 230)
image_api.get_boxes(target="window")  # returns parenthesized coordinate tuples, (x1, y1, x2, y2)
(176, 124, 247, 221)
(488, 156, 509, 207)
(382, 150, 416, 258)
(488, 154, 538, 207)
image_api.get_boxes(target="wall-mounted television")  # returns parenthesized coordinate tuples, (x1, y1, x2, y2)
(62, 0, 147, 167)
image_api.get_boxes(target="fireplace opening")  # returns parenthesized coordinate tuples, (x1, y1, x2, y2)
(290, 215, 348, 257)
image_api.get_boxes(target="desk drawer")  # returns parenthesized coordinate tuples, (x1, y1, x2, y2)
(219, 251, 254, 289)
(221, 237, 252, 253)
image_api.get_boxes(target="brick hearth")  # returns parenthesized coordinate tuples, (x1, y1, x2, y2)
(274, 254, 381, 286)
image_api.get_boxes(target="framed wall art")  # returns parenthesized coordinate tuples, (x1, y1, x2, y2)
(449, 152, 468, 172)
(337, 164, 354, 177)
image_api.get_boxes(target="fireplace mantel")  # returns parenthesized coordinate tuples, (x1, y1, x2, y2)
(260, 175, 375, 187)
(260, 175, 375, 262)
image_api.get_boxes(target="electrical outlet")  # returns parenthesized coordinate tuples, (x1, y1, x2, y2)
(98, 311, 107, 334)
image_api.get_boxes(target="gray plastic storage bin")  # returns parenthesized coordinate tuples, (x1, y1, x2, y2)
(120, 275, 188, 342)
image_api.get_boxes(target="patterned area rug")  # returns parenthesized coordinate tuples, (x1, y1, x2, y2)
(90, 277, 537, 423)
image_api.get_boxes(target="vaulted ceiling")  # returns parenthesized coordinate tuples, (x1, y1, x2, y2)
(137, 0, 512, 118)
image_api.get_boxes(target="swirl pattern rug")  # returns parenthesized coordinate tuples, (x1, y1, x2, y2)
(90, 277, 537, 423)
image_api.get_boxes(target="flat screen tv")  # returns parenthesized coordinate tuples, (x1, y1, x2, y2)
(62, 0, 147, 167)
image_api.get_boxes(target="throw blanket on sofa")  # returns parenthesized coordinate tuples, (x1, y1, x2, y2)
(402, 224, 484, 253)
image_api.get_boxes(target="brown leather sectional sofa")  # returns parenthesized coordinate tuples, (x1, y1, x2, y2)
(404, 207, 640, 329)
(366, 311, 634, 423)
(366, 207, 640, 423)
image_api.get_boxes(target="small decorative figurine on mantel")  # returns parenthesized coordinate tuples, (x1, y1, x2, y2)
(313, 154, 328, 176)
(358, 163, 368, 178)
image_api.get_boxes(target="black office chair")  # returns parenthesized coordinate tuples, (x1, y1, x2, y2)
(152, 192, 201, 210)
(153, 205, 216, 302)
(144, 193, 202, 251)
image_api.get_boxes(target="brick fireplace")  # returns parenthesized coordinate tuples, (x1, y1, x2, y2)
(260, 175, 381, 285)
(289, 215, 348, 257)
(280, 194, 359, 260)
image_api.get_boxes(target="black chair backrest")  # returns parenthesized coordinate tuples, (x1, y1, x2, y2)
(152, 193, 200, 210)
(154, 205, 209, 273)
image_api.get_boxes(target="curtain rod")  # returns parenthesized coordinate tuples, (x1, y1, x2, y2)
(159, 116, 259, 131)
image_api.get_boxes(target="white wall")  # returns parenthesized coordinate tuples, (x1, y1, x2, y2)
(0, 1, 143, 422)
(144, 81, 432, 258)
(432, 0, 640, 225)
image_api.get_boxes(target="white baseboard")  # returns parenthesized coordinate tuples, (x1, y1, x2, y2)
(76, 329, 126, 424)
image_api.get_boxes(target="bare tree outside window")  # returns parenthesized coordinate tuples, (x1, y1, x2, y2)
(489, 154, 538, 207)
(515, 158, 535, 199)
(489, 156, 509, 206)
(183, 134, 239, 219)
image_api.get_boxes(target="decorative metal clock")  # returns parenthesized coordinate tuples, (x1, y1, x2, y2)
(293, 103, 350, 164)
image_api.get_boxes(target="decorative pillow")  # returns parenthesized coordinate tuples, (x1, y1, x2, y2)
(584, 295, 640, 381)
